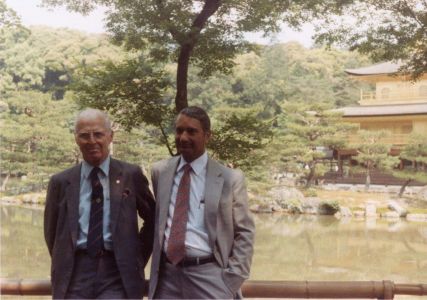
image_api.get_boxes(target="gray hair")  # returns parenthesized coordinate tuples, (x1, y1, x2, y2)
(74, 108, 112, 132)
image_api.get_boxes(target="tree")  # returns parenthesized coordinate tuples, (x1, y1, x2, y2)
(208, 107, 273, 168)
(351, 130, 400, 190)
(42, 0, 355, 111)
(272, 102, 355, 188)
(0, 91, 78, 193)
(314, 0, 427, 80)
(71, 55, 176, 154)
(0, 0, 30, 94)
(1, 25, 124, 97)
(393, 133, 427, 197)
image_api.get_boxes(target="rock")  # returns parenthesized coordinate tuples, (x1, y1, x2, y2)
(1, 196, 15, 203)
(249, 204, 260, 213)
(268, 186, 305, 205)
(417, 186, 427, 201)
(301, 197, 321, 214)
(387, 200, 408, 217)
(353, 210, 365, 218)
(285, 198, 303, 214)
(380, 211, 400, 219)
(271, 204, 284, 212)
(365, 201, 377, 218)
(337, 206, 352, 218)
(22, 194, 32, 203)
(406, 214, 427, 222)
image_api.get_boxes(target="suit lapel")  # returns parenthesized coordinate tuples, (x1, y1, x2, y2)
(204, 158, 224, 248)
(109, 158, 124, 236)
(66, 164, 82, 249)
(157, 156, 180, 245)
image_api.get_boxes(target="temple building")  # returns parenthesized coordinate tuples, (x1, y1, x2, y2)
(327, 61, 427, 185)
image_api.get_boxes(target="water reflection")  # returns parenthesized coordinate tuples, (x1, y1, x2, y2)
(1, 206, 426, 285)
(1, 205, 50, 279)
(252, 214, 427, 283)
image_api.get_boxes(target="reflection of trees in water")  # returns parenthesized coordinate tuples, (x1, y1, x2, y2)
(2, 206, 427, 282)
(253, 214, 427, 282)
(1, 206, 49, 279)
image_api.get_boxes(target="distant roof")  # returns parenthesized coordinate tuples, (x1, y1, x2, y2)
(336, 103, 427, 117)
(345, 61, 403, 76)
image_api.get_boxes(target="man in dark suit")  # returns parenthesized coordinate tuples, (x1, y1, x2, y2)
(44, 108, 155, 299)
(149, 106, 255, 299)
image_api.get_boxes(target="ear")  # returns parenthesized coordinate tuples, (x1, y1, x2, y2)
(205, 130, 212, 141)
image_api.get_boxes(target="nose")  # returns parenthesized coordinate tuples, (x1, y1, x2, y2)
(87, 133, 97, 143)
(178, 131, 190, 142)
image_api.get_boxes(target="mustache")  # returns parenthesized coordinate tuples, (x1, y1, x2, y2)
(176, 141, 193, 147)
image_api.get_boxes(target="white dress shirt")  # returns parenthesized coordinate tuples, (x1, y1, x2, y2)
(163, 151, 212, 257)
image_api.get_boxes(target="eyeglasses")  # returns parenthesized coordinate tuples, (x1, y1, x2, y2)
(76, 131, 108, 141)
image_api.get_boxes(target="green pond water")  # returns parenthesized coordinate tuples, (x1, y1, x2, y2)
(1, 205, 426, 298)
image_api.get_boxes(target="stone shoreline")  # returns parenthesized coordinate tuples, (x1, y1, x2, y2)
(249, 184, 427, 222)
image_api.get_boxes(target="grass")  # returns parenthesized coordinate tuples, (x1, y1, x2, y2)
(316, 188, 427, 212)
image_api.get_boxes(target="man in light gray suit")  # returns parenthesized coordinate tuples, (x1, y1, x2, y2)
(149, 106, 255, 299)
(44, 108, 155, 299)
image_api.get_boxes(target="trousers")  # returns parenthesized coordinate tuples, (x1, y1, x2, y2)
(153, 259, 235, 299)
(65, 250, 127, 299)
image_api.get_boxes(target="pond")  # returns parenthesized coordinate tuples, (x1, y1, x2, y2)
(1, 205, 426, 297)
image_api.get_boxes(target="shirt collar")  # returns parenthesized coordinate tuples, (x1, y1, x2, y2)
(177, 151, 208, 176)
(81, 156, 110, 179)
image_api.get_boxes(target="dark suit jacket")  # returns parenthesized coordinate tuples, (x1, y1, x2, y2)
(149, 156, 255, 299)
(44, 158, 155, 299)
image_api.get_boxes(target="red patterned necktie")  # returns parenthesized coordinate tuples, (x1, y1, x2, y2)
(166, 164, 192, 265)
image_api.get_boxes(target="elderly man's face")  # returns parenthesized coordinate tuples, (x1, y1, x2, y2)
(175, 114, 211, 163)
(75, 115, 113, 166)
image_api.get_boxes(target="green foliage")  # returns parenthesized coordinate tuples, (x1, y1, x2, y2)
(393, 133, 427, 196)
(352, 130, 400, 190)
(269, 102, 356, 187)
(208, 107, 273, 169)
(0, 91, 78, 193)
(71, 55, 176, 153)
(313, 0, 427, 80)
(1, 25, 123, 96)
(302, 188, 318, 197)
(318, 201, 340, 215)
(1, 13, 380, 194)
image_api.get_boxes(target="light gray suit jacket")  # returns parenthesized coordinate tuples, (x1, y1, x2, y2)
(149, 156, 255, 298)
(44, 158, 155, 299)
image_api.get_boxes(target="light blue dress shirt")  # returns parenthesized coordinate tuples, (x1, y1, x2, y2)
(76, 156, 113, 250)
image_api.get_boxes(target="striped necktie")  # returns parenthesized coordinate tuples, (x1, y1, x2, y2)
(87, 167, 104, 257)
(167, 164, 192, 265)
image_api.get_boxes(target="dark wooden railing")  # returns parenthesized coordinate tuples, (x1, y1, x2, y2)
(1, 279, 426, 299)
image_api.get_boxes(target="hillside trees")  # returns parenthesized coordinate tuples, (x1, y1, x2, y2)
(43, 0, 353, 112)
(0, 91, 78, 192)
(42, 0, 375, 165)
(1, 25, 123, 97)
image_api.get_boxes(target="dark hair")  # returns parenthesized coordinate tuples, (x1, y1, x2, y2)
(177, 106, 211, 132)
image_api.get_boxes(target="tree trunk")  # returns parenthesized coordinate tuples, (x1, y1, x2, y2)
(365, 169, 371, 191)
(175, 44, 192, 113)
(0, 172, 10, 192)
(398, 178, 412, 198)
(173, 0, 221, 113)
(305, 166, 316, 188)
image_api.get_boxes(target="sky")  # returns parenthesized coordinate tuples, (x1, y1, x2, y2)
(6, 0, 315, 47)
